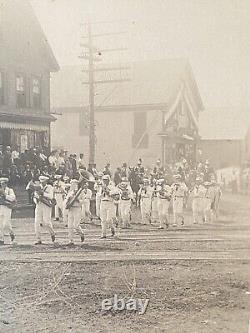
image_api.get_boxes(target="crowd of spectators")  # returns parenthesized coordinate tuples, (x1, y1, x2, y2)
(0, 146, 87, 187)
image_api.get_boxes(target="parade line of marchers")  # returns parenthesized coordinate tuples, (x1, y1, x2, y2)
(0, 158, 221, 245)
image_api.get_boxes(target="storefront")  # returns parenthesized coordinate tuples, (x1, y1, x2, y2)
(0, 111, 54, 152)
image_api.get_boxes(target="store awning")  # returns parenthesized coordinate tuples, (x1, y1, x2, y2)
(0, 121, 49, 131)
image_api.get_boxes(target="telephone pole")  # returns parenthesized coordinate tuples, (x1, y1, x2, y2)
(87, 22, 95, 165)
(79, 21, 130, 166)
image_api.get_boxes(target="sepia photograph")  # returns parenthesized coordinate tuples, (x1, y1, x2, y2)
(0, 0, 250, 332)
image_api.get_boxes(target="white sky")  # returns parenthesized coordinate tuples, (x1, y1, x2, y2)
(31, 0, 250, 109)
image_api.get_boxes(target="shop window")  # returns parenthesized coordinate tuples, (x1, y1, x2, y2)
(32, 77, 41, 108)
(132, 112, 149, 148)
(16, 74, 26, 108)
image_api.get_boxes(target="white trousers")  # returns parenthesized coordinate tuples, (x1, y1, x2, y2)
(172, 197, 184, 225)
(0, 206, 13, 242)
(192, 198, 204, 224)
(120, 200, 131, 227)
(203, 198, 212, 222)
(54, 194, 64, 219)
(140, 198, 151, 224)
(35, 203, 55, 242)
(68, 207, 84, 242)
(96, 194, 101, 217)
(157, 199, 170, 227)
(151, 197, 159, 221)
(82, 199, 91, 220)
(100, 201, 116, 237)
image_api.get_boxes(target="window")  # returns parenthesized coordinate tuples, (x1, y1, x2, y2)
(0, 72, 4, 105)
(132, 112, 149, 148)
(16, 74, 26, 108)
(32, 77, 41, 108)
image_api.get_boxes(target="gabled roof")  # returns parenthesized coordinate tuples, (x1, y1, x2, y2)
(51, 58, 203, 110)
(199, 108, 250, 140)
(0, 0, 59, 72)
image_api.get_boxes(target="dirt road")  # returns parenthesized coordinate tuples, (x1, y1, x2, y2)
(0, 193, 250, 332)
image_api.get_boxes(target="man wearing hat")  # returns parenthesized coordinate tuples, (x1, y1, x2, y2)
(62, 176, 71, 226)
(157, 178, 172, 229)
(53, 174, 65, 222)
(0, 177, 16, 245)
(138, 177, 153, 224)
(98, 175, 117, 238)
(118, 177, 133, 228)
(65, 179, 85, 244)
(33, 175, 56, 245)
(94, 172, 104, 219)
(209, 175, 222, 222)
(203, 180, 213, 223)
(171, 174, 188, 227)
(81, 182, 92, 222)
(190, 177, 206, 224)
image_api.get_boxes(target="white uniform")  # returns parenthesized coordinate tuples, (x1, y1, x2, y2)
(0, 187, 16, 243)
(191, 184, 206, 224)
(62, 183, 70, 225)
(210, 184, 222, 221)
(151, 185, 161, 222)
(94, 181, 102, 218)
(171, 182, 188, 226)
(118, 184, 133, 228)
(157, 184, 172, 228)
(138, 185, 153, 224)
(98, 184, 117, 237)
(81, 188, 92, 221)
(65, 190, 85, 243)
(34, 184, 55, 242)
(53, 180, 65, 220)
(203, 186, 213, 223)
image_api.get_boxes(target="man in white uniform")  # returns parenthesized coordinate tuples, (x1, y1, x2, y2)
(65, 179, 85, 245)
(34, 176, 56, 245)
(138, 178, 153, 225)
(98, 175, 117, 238)
(157, 179, 172, 229)
(53, 175, 65, 221)
(0, 178, 16, 245)
(191, 177, 206, 224)
(118, 178, 133, 228)
(81, 182, 92, 222)
(94, 172, 103, 219)
(171, 174, 188, 227)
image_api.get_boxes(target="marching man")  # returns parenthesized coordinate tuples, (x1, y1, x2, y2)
(203, 181, 213, 223)
(98, 175, 117, 239)
(65, 179, 85, 245)
(157, 178, 172, 229)
(138, 177, 153, 224)
(209, 175, 222, 222)
(81, 182, 92, 222)
(94, 172, 103, 219)
(53, 174, 65, 222)
(33, 176, 56, 245)
(118, 177, 133, 228)
(62, 176, 70, 226)
(190, 176, 206, 224)
(151, 179, 159, 223)
(171, 174, 188, 227)
(0, 177, 16, 245)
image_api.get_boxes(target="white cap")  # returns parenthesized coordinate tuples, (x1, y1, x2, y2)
(39, 176, 49, 182)
(54, 174, 62, 179)
(102, 175, 110, 181)
(0, 177, 8, 183)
